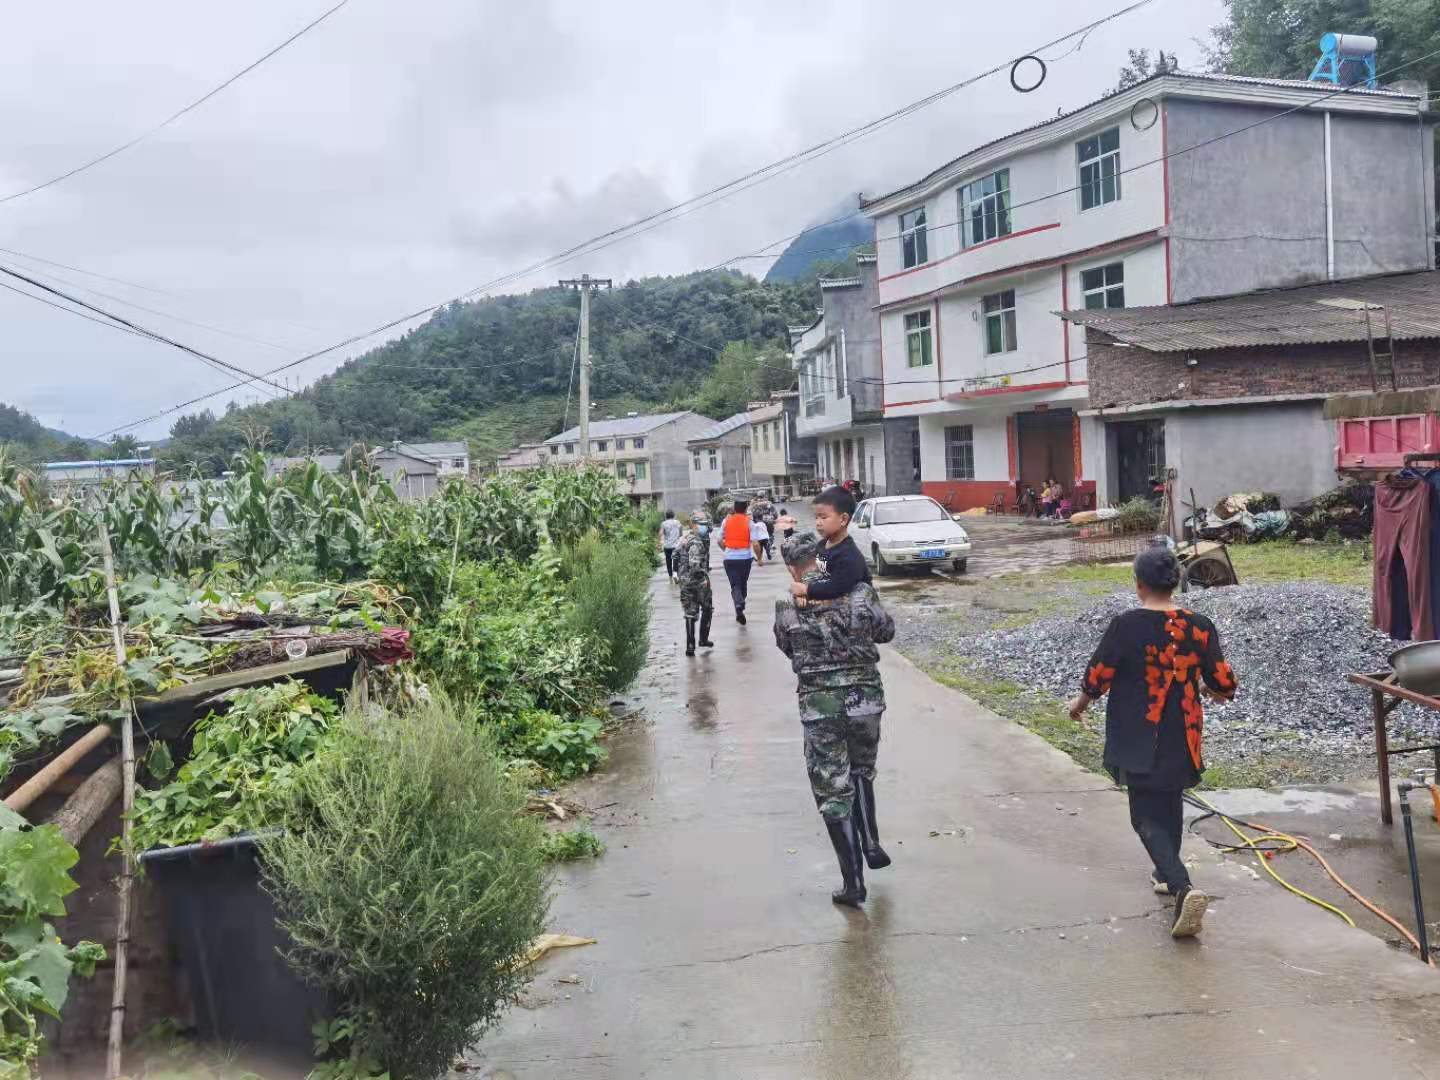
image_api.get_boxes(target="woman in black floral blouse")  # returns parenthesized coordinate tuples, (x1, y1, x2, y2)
(1068, 545, 1237, 938)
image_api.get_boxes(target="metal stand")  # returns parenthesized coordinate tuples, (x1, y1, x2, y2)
(1398, 781, 1431, 964)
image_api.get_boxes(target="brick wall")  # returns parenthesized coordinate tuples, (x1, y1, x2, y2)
(1086, 328, 1440, 409)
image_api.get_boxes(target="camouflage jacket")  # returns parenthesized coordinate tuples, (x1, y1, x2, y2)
(773, 576, 895, 692)
(675, 528, 710, 583)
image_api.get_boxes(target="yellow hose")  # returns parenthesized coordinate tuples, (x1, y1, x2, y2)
(1189, 792, 1357, 928)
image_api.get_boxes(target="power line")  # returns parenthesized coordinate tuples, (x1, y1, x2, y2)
(88, 0, 1164, 439)
(0, 264, 293, 397)
(0, 0, 351, 206)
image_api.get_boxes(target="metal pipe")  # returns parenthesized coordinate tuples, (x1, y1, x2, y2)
(1398, 781, 1431, 963)
(1323, 111, 1335, 280)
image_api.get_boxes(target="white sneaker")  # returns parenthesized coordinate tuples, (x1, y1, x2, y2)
(1170, 888, 1209, 938)
(1151, 872, 1170, 896)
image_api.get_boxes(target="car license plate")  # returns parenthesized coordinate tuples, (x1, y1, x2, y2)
(920, 548, 946, 560)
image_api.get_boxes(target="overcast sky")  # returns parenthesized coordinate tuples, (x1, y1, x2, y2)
(0, 0, 1224, 440)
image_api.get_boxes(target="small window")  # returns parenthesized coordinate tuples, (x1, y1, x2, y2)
(959, 169, 1011, 248)
(1078, 127, 1121, 210)
(899, 207, 928, 269)
(904, 310, 933, 368)
(945, 425, 975, 480)
(615, 439, 626, 450)
(452, 457, 465, 469)
(550, 445, 559, 456)
(1081, 262, 1125, 309)
(634, 461, 647, 480)
(596, 440, 608, 452)
(982, 290, 1017, 354)
(566, 444, 575, 455)
(616, 462, 627, 478)
(708, 449, 718, 470)
(762, 426, 770, 451)
(693, 451, 702, 470)
(632, 437, 645, 450)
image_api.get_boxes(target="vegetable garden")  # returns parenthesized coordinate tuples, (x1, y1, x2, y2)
(0, 449, 656, 1078)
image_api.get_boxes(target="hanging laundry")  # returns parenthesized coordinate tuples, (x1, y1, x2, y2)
(1375, 475, 1433, 641)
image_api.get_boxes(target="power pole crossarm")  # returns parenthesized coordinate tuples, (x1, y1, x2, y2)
(559, 274, 612, 459)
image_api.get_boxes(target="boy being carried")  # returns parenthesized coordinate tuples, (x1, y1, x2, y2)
(787, 486, 871, 605)
(774, 529, 896, 907)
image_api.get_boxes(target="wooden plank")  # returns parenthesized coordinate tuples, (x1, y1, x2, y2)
(1348, 672, 1440, 711)
(138, 650, 353, 713)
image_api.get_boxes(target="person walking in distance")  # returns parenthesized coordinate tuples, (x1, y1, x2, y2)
(676, 510, 716, 657)
(1068, 545, 1237, 939)
(721, 498, 756, 624)
(776, 505, 797, 541)
(660, 509, 682, 583)
(773, 530, 895, 907)
(750, 514, 770, 564)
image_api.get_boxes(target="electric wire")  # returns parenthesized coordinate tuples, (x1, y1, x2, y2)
(0, 0, 351, 205)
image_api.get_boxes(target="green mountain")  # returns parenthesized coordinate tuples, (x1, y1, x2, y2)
(161, 269, 819, 473)
(763, 199, 872, 284)
(0, 404, 97, 463)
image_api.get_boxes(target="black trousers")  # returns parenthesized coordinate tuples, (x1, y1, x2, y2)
(723, 558, 752, 613)
(664, 547, 676, 577)
(1127, 787, 1190, 893)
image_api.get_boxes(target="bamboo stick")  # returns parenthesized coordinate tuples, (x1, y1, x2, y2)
(3, 724, 111, 813)
(100, 523, 136, 1080)
(47, 758, 122, 848)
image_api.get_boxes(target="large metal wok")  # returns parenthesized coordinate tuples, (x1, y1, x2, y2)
(1389, 640, 1440, 697)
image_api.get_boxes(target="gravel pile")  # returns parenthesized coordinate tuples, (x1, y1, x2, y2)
(962, 581, 1405, 760)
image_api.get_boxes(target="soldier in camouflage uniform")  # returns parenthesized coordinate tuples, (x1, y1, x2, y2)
(676, 509, 716, 657)
(773, 529, 896, 907)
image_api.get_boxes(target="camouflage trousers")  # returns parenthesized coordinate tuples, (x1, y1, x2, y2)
(679, 575, 713, 618)
(800, 688, 884, 820)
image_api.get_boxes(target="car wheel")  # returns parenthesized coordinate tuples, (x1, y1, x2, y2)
(874, 547, 894, 577)
(952, 558, 968, 574)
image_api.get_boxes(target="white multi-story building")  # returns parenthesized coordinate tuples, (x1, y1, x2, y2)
(792, 255, 921, 497)
(687, 412, 752, 496)
(542, 410, 715, 508)
(862, 70, 1433, 511)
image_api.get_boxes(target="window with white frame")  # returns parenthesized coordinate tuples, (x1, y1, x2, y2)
(708, 449, 718, 470)
(982, 290, 1017, 354)
(944, 425, 975, 480)
(550, 445, 559, 456)
(634, 461, 647, 480)
(614, 439, 626, 450)
(693, 451, 702, 470)
(452, 457, 465, 469)
(899, 207, 928, 268)
(596, 440, 608, 452)
(633, 437, 645, 450)
(904, 310, 933, 368)
(803, 357, 826, 417)
(566, 443, 575, 455)
(959, 169, 1011, 248)
(1078, 127, 1121, 210)
(1081, 262, 1125, 309)
(762, 425, 770, 451)
(616, 462, 627, 478)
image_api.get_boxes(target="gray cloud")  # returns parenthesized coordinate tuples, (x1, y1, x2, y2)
(0, 0, 1224, 439)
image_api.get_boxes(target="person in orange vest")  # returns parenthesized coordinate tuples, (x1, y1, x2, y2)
(721, 498, 756, 624)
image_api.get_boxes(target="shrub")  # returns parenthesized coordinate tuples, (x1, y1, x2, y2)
(1114, 496, 1160, 533)
(540, 824, 605, 861)
(516, 710, 607, 779)
(262, 698, 549, 1080)
(567, 539, 653, 691)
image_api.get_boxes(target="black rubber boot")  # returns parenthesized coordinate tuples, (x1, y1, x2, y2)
(824, 815, 866, 907)
(736, 608, 747, 625)
(684, 618, 696, 657)
(852, 775, 892, 870)
(698, 609, 715, 648)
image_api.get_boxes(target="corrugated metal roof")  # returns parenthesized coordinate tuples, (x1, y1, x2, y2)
(400, 440, 469, 460)
(44, 458, 154, 470)
(689, 412, 751, 443)
(545, 410, 694, 445)
(1059, 270, 1440, 352)
(862, 70, 1420, 212)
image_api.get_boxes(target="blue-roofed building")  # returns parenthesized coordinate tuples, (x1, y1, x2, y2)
(43, 458, 156, 489)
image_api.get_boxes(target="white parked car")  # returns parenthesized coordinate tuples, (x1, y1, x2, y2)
(851, 495, 972, 576)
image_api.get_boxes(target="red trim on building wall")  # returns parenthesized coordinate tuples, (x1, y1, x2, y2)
(1060, 262, 1071, 382)
(945, 379, 1069, 402)
(923, 479, 1013, 513)
(878, 228, 1163, 313)
(1005, 417, 1017, 481)
(932, 298, 944, 395)
(876, 222, 1064, 284)
(1071, 413, 1083, 482)
(886, 397, 940, 409)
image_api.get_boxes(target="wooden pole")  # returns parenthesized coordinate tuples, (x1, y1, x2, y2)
(3, 724, 110, 813)
(47, 758, 122, 847)
(100, 522, 135, 1080)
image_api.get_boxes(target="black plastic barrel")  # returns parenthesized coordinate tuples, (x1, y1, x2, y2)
(140, 834, 328, 1059)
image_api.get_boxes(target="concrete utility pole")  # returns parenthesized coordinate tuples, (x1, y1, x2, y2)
(559, 274, 611, 458)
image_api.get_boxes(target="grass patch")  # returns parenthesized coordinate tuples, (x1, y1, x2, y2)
(1226, 541, 1369, 587)
(541, 824, 606, 862)
(928, 663, 1107, 777)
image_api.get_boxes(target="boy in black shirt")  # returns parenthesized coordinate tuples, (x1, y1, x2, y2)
(788, 486, 872, 603)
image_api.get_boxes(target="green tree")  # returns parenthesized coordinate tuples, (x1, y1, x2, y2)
(692, 341, 793, 419)
(1115, 47, 1178, 91)
(104, 434, 140, 460)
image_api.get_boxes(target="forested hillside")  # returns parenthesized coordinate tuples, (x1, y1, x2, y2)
(160, 269, 819, 472)
(0, 403, 92, 463)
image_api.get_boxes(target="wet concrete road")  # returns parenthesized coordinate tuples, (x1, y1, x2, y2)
(471, 559, 1440, 1079)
